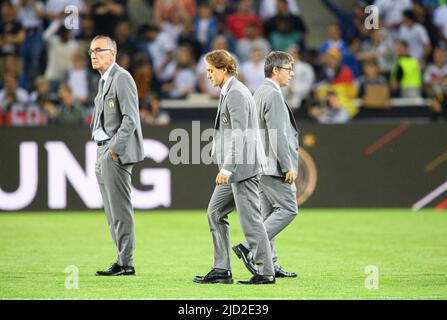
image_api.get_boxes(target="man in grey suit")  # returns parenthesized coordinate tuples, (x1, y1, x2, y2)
(193, 49, 275, 285)
(233, 51, 299, 278)
(89, 35, 144, 276)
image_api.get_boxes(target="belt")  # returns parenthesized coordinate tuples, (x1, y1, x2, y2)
(96, 140, 110, 146)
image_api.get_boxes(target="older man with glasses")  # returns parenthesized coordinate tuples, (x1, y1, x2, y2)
(89, 35, 144, 276)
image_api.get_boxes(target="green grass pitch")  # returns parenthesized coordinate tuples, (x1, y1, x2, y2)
(0, 209, 446, 299)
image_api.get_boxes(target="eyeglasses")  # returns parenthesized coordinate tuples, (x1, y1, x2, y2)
(278, 66, 293, 73)
(88, 48, 112, 56)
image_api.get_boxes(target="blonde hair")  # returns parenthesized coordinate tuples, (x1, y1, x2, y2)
(204, 49, 237, 76)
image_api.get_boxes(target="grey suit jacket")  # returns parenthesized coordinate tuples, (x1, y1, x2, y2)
(90, 64, 144, 165)
(253, 79, 299, 177)
(214, 77, 267, 183)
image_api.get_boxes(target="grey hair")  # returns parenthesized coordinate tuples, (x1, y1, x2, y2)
(91, 35, 117, 52)
(264, 51, 294, 78)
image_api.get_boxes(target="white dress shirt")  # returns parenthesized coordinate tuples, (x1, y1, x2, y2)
(93, 62, 117, 142)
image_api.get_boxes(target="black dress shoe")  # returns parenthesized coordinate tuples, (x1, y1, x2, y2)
(274, 265, 297, 278)
(193, 269, 233, 284)
(232, 244, 257, 275)
(95, 263, 136, 276)
(238, 274, 275, 285)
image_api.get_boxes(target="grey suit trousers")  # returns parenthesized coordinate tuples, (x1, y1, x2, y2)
(95, 144, 135, 267)
(243, 175, 298, 263)
(207, 175, 274, 277)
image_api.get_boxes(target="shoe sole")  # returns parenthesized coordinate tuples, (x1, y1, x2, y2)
(237, 280, 276, 285)
(275, 273, 297, 278)
(95, 272, 136, 276)
(232, 246, 257, 275)
(193, 278, 233, 284)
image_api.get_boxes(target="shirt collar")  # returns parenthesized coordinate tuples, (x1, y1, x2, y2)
(220, 76, 235, 96)
(101, 62, 117, 84)
(266, 78, 282, 93)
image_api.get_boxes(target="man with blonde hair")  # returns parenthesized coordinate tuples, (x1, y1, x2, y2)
(193, 49, 275, 285)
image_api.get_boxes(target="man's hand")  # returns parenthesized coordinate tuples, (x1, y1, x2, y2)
(109, 149, 119, 161)
(284, 170, 297, 184)
(215, 172, 230, 185)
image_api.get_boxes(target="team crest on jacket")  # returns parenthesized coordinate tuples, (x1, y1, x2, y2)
(108, 99, 115, 108)
(221, 113, 228, 124)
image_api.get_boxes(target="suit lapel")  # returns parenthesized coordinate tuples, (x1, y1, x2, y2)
(90, 78, 105, 132)
(285, 101, 298, 131)
(214, 93, 223, 129)
(101, 64, 119, 100)
(264, 79, 298, 132)
(214, 77, 236, 129)
(96, 64, 120, 128)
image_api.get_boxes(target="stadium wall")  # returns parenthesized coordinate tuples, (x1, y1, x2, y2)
(0, 122, 446, 211)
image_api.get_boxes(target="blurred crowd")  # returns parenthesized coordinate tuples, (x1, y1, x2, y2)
(1, 0, 447, 127)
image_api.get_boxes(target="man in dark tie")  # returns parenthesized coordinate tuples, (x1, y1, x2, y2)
(232, 51, 299, 278)
(89, 35, 144, 276)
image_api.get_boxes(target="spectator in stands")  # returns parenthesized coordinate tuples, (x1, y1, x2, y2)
(357, 59, 390, 108)
(283, 45, 315, 111)
(0, 73, 29, 111)
(239, 45, 265, 93)
(139, 93, 170, 126)
(0, 54, 21, 88)
(126, 0, 153, 35)
(398, 9, 431, 64)
(319, 0, 369, 42)
(131, 52, 158, 105)
(319, 47, 354, 85)
(154, 0, 194, 44)
(66, 51, 96, 105)
(308, 90, 350, 124)
(161, 45, 197, 99)
(15, 0, 45, 90)
(357, 28, 395, 76)
(29, 75, 58, 106)
(178, 16, 203, 62)
(389, 40, 422, 97)
(263, 0, 307, 51)
(113, 20, 137, 57)
(373, 0, 412, 36)
(43, 21, 79, 91)
(211, 0, 237, 36)
(0, 1, 25, 58)
(139, 24, 176, 80)
(413, 0, 438, 48)
(193, 2, 218, 55)
(76, 15, 96, 54)
(54, 84, 85, 125)
(196, 35, 237, 99)
(343, 38, 363, 78)
(44, 0, 87, 21)
(116, 51, 130, 71)
(433, 1, 447, 45)
(316, 47, 358, 118)
(236, 21, 271, 63)
(258, 0, 300, 21)
(91, 0, 126, 37)
(423, 46, 447, 121)
(154, 0, 196, 19)
(226, 0, 263, 40)
(319, 24, 347, 58)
